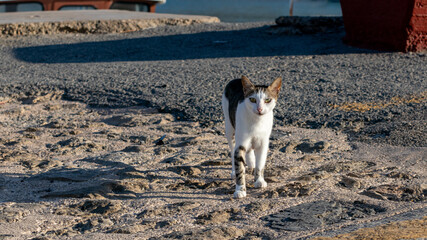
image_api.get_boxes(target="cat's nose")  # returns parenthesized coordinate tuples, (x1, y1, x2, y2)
(257, 107, 263, 113)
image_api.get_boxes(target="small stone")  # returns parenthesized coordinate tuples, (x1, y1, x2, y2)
(299, 154, 324, 161)
(245, 202, 271, 213)
(155, 220, 176, 229)
(295, 140, 331, 153)
(20, 91, 63, 104)
(122, 145, 145, 153)
(319, 161, 376, 173)
(74, 200, 121, 215)
(109, 223, 152, 234)
(340, 176, 362, 189)
(25, 127, 39, 132)
(361, 184, 426, 202)
(387, 171, 413, 180)
(104, 115, 146, 127)
(264, 200, 385, 231)
(280, 141, 299, 153)
(201, 160, 230, 166)
(45, 104, 62, 111)
(296, 171, 330, 182)
(196, 210, 231, 225)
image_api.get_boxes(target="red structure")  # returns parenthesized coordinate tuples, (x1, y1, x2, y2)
(0, 0, 163, 12)
(340, 0, 427, 52)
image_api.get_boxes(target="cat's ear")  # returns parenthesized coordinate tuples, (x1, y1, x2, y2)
(241, 76, 255, 96)
(268, 77, 282, 98)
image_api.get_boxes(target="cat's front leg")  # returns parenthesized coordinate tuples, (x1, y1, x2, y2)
(246, 149, 255, 175)
(234, 145, 247, 198)
(254, 143, 268, 189)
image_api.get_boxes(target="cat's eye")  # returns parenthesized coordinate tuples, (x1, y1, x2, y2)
(249, 98, 256, 103)
(265, 98, 272, 103)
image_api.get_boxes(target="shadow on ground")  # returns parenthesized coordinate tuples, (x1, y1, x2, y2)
(13, 25, 374, 64)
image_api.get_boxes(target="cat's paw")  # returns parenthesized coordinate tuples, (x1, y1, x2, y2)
(254, 178, 267, 188)
(234, 184, 246, 198)
(234, 190, 247, 199)
(231, 171, 236, 179)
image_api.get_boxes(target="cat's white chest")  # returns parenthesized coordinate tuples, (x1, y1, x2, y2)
(235, 103, 273, 147)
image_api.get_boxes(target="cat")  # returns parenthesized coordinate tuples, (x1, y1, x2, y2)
(222, 76, 282, 198)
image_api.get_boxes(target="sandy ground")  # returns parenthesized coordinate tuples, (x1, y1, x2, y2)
(0, 94, 425, 239)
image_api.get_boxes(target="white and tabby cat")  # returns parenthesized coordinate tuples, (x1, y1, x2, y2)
(222, 76, 282, 198)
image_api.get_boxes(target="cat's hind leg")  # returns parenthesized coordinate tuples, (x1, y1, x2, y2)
(222, 93, 236, 179)
(225, 122, 235, 179)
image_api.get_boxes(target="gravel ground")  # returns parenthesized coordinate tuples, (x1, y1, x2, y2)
(0, 21, 426, 147)
(0, 98, 425, 239)
(0, 20, 426, 239)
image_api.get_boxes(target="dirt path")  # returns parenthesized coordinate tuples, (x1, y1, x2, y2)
(0, 95, 425, 239)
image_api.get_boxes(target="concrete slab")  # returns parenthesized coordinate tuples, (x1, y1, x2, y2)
(0, 10, 220, 36)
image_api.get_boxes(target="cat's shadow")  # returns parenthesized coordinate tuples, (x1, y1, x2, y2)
(13, 26, 376, 64)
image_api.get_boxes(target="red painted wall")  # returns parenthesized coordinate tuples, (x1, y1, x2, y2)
(340, 0, 427, 52)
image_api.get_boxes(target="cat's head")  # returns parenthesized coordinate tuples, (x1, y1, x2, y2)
(241, 76, 282, 116)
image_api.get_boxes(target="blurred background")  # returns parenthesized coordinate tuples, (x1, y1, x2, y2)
(0, 0, 342, 22)
(157, 0, 342, 22)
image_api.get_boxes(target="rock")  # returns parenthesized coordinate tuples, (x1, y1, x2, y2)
(0, 206, 27, 223)
(296, 171, 330, 182)
(41, 181, 127, 199)
(168, 166, 203, 177)
(155, 146, 178, 156)
(261, 182, 316, 198)
(22, 159, 63, 170)
(196, 210, 231, 225)
(361, 184, 426, 202)
(44, 103, 62, 111)
(126, 135, 151, 144)
(30, 168, 98, 182)
(201, 160, 230, 166)
(264, 166, 290, 178)
(114, 179, 149, 193)
(340, 176, 362, 189)
(162, 154, 203, 165)
(155, 220, 177, 229)
(138, 201, 200, 219)
(280, 140, 331, 153)
(19, 91, 63, 104)
(299, 154, 325, 162)
(167, 179, 207, 190)
(168, 201, 200, 213)
(108, 221, 155, 234)
(104, 115, 146, 127)
(138, 208, 168, 218)
(73, 217, 113, 233)
(386, 171, 414, 180)
(245, 202, 271, 213)
(280, 141, 299, 153)
(2, 106, 25, 115)
(25, 127, 39, 132)
(295, 141, 331, 153)
(44, 120, 66, 129)
(264, 201, 385, 231)
(122, 145, 145, 153)
(162, 226, 244, 240)
(319, 161, 376, 173)
(73, 200, 121, 215)
(50, 137, 102, 153)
